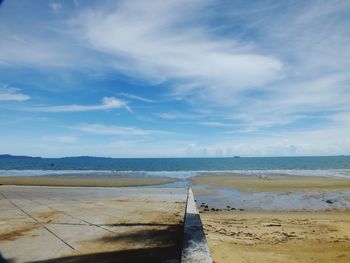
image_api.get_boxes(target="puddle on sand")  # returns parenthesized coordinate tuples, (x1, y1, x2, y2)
(191, 184, 350, 211)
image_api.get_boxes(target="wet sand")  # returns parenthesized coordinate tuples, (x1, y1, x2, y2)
(191, 173, 350, 191)
(192, 173, 350, 262)
(201, 210, 350, 263)
(0, 176, 176, 187)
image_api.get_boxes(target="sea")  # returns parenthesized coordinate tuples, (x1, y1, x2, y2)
(1, 155, 350, 178)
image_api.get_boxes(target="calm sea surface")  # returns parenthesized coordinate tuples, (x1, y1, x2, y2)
(1, 156, 350, 178)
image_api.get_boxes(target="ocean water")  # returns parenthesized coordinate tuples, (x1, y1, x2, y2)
(1, 156, 350, 178)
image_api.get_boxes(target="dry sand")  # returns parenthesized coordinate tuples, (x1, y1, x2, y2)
(0, 176, 176, 187)
(190, 173, 350, 191)
(201, 210, 350, 263)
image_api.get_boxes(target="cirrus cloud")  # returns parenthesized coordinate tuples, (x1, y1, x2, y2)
(73, 0, 283, 104)
(0, 86, 30, 101)
(71, 123, 167, 136)
(31, 97, 130, 112)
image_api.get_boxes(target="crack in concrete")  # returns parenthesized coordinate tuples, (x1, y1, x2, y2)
(11, 191, 115, 234)
(0, 191, 75, 250)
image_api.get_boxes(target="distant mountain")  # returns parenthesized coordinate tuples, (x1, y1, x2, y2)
(0, 154, 42, 159)
(60, 156, 113, 160)
(0, 154, 115, 170)
(0, 154, 112, 160)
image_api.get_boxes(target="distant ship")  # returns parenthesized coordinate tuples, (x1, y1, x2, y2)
(233, 156, 241, 158)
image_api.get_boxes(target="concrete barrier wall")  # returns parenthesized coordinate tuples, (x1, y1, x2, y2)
(181, 188, 212, 263)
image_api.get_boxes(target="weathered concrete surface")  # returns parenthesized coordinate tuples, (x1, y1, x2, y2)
(0, 185, 187, 262)
(181, 188, 212, 263)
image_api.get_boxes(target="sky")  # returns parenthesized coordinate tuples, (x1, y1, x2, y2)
(0, 0, 349, 158)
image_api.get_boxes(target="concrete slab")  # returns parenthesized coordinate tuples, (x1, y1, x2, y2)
(0, 185, 187, 262)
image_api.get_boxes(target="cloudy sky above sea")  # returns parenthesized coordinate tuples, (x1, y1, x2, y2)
(0, 0, 349, 157)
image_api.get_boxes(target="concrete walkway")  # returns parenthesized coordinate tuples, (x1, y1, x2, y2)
(0, 185, 187, 262)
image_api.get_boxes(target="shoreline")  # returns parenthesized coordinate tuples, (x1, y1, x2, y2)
(190, 174, 350, 211)
(190, 173, 350, 192)
(0, 176, 176, 187)
(1, 168, 350, 179)
(2, 173, 350, 211)
(1, 171, 350, 189)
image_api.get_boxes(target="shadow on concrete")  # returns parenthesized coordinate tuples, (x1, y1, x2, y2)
(183, 213, 206, 243)
(181, 212, 212, 262)
(30, 246, 180, 263)
(101, 223, 180, 227)
(99, 224, 181, 245)
(30, 224, 183, 263)
(0, 253, 13, 263)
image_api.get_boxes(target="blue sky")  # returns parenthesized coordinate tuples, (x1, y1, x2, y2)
(0, 0, 349, 157)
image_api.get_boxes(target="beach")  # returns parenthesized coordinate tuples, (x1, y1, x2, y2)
(0, 176, 175, 187)
(1, 171, 350, 262)
(1, 0, 349, 261)
(191, 173, 350, 191)
(201, 210, 350, 263)
(191, 173, 350, 263)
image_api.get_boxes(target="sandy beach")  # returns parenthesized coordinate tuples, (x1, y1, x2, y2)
(201, 210, 350, 263)
(2, 172, 350, 262)
(192, 173, 350, 262)
(0, 176, 176, 187)
(191, 173, 350, 191)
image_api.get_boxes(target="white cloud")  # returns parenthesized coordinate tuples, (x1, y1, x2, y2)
(74, 0, 282, 102)
(0, 34, 85, 69)
(0, 86, 30, 101)
(56, 135, 77, 143)
(219, 1, 350, 129)
(119, 93, 155, 103)
(71, 0, 350, 133)
(43, 135, 77, 143)
(184, 124, 350, 157)
(72, 123, 166, 136)
(200, 122, 232, 127)
(219, 73, 350, 131)
(158, 112, 199, 120)
(32, 97, 130, 112)
(1, 0, 350, 157)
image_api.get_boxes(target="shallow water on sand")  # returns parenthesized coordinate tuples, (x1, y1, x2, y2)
(192, 184, 350, 211)
(142, 180, 350, 211)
